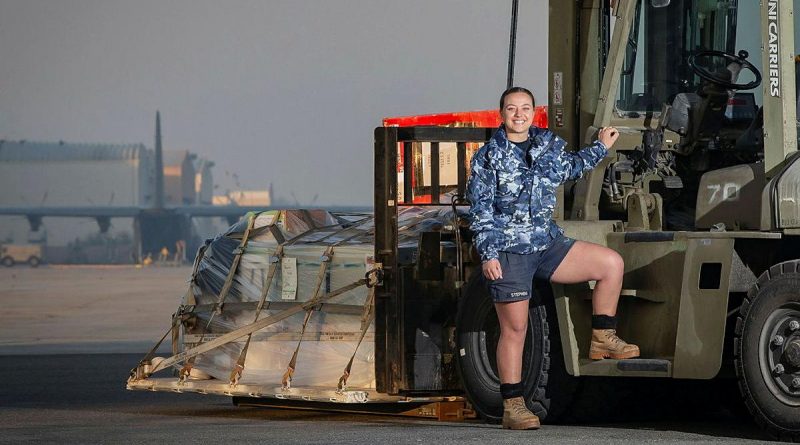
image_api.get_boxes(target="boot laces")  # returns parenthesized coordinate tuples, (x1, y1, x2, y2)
(509, 398, 533, 416)
(606, 329, 625, 345)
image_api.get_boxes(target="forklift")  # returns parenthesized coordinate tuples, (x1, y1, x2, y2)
(374, 0, 800, 440)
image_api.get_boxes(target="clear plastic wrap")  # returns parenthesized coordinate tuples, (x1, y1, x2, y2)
(180, 207, 454, 390)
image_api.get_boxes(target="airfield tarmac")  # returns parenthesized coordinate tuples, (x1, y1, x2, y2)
(0, 264, 190, 354)
(0, 265, 779, 443)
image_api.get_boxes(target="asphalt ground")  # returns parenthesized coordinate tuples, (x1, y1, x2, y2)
(0, 353, 780, 444)
(0, 265, 188, 355)
(0, 266, 783, 444)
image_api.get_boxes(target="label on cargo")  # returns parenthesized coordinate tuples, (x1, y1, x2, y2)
(282, 257, 298, 300)
(365, 254, 376, 274)
(420, 142, 458, 187)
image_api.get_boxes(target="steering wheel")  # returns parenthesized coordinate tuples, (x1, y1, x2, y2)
(688, 50, 762, 90)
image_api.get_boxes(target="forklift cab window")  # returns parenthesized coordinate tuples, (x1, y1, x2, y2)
(614, 0, 762, 117)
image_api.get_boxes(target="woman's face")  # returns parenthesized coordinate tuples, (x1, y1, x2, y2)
(500, 92, 534, 138)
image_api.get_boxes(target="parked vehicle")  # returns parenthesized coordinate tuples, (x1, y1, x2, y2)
(1, 244, 43, 267)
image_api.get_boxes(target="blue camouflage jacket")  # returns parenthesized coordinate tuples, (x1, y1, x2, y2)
(467, 125, 607, 262)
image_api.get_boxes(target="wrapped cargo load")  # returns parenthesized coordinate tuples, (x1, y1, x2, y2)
(131, 207, 457, 395)
(187, 209, 376, 388)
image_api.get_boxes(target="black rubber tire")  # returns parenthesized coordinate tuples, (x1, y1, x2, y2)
(27, 256, 40, 268)
(455, 273, 576, 423)
(1, 256, 14, 267)
(735, 260, 800, 442)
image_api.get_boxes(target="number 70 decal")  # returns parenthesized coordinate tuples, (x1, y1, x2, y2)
(707, 183, 740, 203)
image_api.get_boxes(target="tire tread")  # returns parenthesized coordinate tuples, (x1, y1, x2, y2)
(735, 259, 800, 442)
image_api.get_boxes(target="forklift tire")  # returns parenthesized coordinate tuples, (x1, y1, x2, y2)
(455, 273, 576, 423)
(735, 260, 800, 442)
(27, 256, 40, 268)
(1, 256, 13, 267)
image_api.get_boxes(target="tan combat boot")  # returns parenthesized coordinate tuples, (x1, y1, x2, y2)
(589, 329, 640, 360)
(502, 396, 541, 430)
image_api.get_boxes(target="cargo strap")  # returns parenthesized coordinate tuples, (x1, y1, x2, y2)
(188, 242, 208, 284)
(213, 212, 261, 315)
(128, 310, 184, 382)
(281, 245, 335, 389)
(229, 244, 285, 386)
(171, 309, 181, 356)
(336, 271, 378, 392)
(180, 212, 261, 382)
(450, 194, 469, 291)
(246, 218, 285, 245)
(135, 277, 369, 379)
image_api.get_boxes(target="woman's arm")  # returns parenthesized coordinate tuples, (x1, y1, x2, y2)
(467, 149, 501, 263)
(558, 126, 619, 182)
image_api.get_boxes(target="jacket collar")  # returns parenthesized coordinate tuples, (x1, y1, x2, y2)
(490, 125, 550, 162)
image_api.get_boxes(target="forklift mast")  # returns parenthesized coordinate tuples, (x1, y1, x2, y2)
(373, 126, 493, 394)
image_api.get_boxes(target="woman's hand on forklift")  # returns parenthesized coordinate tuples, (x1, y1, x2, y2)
(482, 258, 503, 281)
(598, 126, 619, 148)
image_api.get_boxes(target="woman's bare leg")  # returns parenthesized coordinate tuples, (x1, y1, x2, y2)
(549, 240, 624, 315)
(549, 240, 639, 359)
(495, 298, 530, 383)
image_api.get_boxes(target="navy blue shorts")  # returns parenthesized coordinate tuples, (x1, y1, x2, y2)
(486, 236, 576, 303)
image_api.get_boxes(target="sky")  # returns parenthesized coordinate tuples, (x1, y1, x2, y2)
(0, 0, 548, 206)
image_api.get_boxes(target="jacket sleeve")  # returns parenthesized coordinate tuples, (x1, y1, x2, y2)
(467, 150, 500, 262)
(557, 139, 608, 182)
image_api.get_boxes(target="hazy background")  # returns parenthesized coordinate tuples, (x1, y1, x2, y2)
(0, 0, 548, 206)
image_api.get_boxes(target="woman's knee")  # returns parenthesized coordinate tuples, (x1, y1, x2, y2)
(602, 249, 624, 280)
(500, 321, 528, 339)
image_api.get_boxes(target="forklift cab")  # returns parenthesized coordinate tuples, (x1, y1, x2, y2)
(576, 0, 799, 232)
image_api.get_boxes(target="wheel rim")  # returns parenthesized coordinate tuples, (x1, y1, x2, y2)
(758, 302, 800, 406)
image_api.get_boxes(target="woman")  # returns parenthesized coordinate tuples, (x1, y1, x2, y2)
(466, 86, 639, 430)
